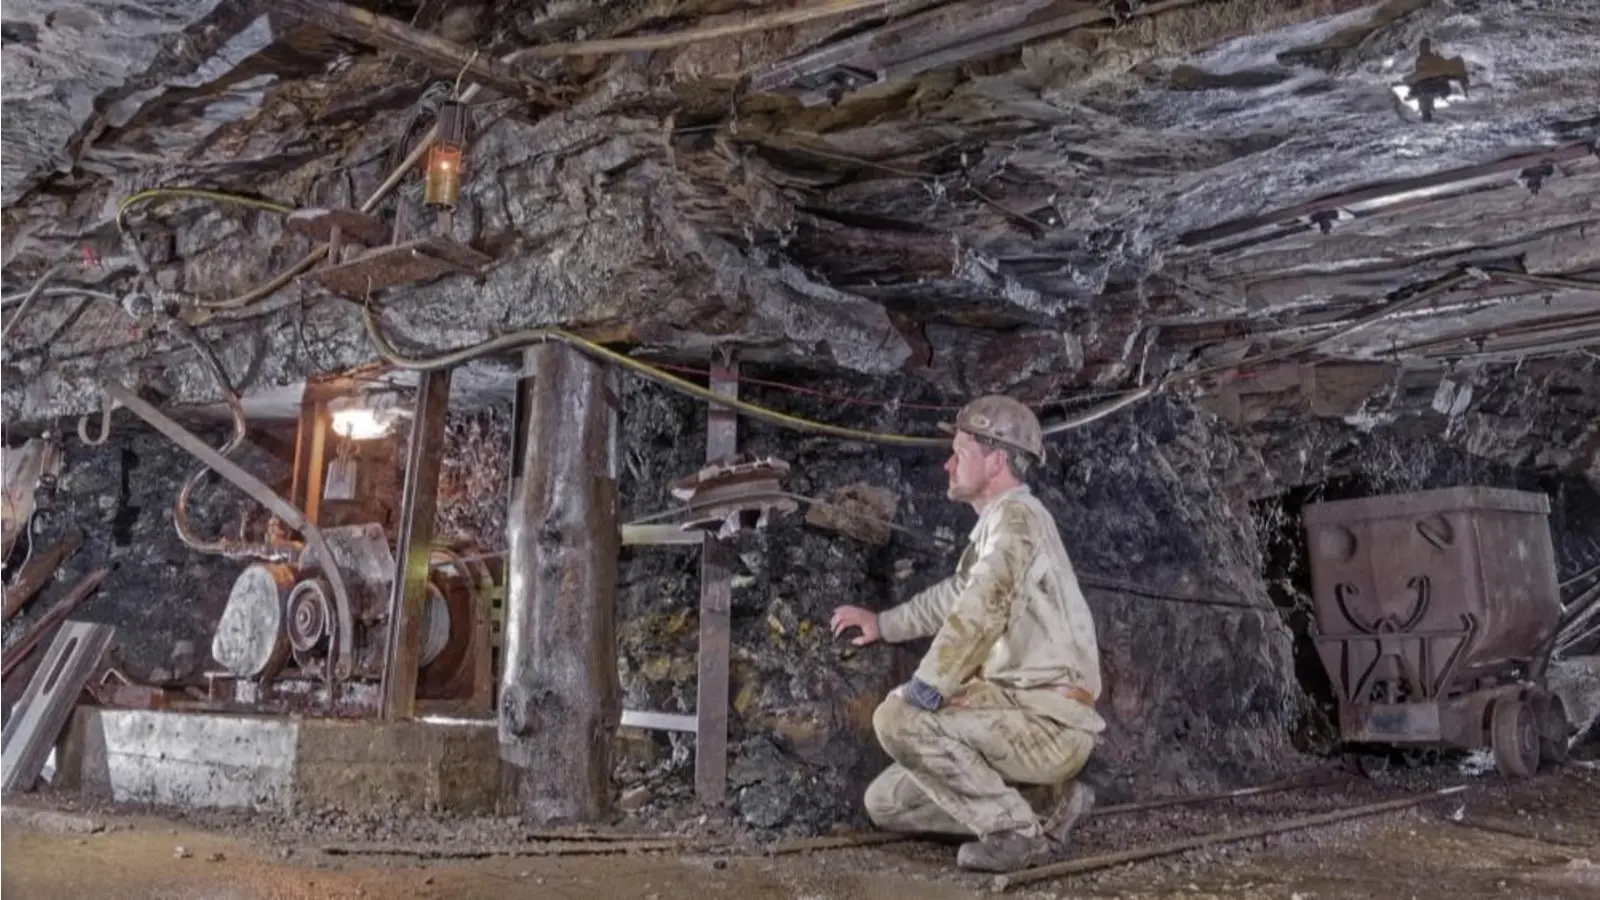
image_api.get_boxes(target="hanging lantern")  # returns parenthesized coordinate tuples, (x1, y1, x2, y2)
(424, 101, 469, 208)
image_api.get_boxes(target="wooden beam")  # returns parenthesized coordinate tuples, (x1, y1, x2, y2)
(380, 368, 452, 721)
(1, 568, 108, 680)
(500, 344, 621, 822)
(276, 0, 551, 106)
(620, 709, 697, 733)
(2, 528, 83, 624)
(695, 360, 737, 805)
(289, 396, 329, 526)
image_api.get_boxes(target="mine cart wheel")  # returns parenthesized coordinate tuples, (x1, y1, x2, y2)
(1490, 698, 1539, 779)
(1538, 694, 1571, 766)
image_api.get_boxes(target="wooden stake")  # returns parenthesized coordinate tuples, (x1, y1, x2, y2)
(1, 568, 108, 680)
(764, 833, 911, 856)
(2, 528, 83, 624)
(321, 838, 707, 859)
(500, 344, 620, 822)
(380, 368, 451, 720)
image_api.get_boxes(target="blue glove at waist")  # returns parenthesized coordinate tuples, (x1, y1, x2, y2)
(901, 677, 946, 712)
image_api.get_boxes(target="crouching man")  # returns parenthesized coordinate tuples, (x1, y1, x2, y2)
(830, 395, 1102, 874)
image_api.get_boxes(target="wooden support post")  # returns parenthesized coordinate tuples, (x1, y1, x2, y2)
(380, 369, 452, 721)
(500, 344, 620, 822)
(695, 359, 737, 805)
(289, 395, 329, 526)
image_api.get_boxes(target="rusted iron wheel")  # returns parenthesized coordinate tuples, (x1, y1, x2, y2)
(1490, 697, 1539, 778)
(1538, 693, 1571, 765)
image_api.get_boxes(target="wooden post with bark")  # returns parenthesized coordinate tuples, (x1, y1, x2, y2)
(499, 343, 621, 822)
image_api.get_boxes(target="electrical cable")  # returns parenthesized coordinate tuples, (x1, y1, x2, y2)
(1, 265, 65, 346)
(115, 187, 296, 234)
(362, 300, 1170, 447)
(352, 267, 1477, 451)
(183, 82, 484, 312)
(0, 286, 122, 311)
(114, 187, 308, 312)
(651, 361, 965, 411)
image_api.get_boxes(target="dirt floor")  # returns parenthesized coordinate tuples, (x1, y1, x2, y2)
(4, 763, 1598, 900)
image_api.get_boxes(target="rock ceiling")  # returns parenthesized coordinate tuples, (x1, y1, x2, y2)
(1, 0, 1597, 477)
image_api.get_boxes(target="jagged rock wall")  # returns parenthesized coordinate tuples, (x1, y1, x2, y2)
(16, 370, 1594, 828)
(613, 378, 1305, 832)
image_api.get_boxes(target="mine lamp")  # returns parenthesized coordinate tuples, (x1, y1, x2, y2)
(328, 392, 402, 441)
(424, 100, 469, 208)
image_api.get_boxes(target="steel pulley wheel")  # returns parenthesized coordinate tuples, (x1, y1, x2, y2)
(1539, 694, 1571, 765)
(1490, 697, 1539, 778)
(286, 578, 333, 655)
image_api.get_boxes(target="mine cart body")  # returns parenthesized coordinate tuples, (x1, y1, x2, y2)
(1302, 487, 1569, 777)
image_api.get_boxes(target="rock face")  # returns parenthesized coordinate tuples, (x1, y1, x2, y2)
(614, 378, 1304, 831)
(12, 368, 1596, 832)
(1028, 397, 1305, 797)
(1, 426, 279, 682)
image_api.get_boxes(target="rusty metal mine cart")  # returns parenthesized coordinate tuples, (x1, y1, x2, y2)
(1302, 487, 1571, 777)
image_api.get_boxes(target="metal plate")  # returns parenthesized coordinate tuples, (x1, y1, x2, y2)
(1346, 701, 1443, 743)
(286, 207, 390, 246)
(2, 621, 115, 793)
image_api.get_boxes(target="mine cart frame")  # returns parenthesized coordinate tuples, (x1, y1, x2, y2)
(1303, 487, 1570, 778)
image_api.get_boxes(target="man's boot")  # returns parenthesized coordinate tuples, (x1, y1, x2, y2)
(1044, 781, 1095, 846)
(955, 830, 1052, 873)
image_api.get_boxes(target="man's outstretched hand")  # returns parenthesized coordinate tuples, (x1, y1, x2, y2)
(830, 605, 881, 646)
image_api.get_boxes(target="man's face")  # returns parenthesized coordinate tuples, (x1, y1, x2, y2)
(945, 430, 1001, 503)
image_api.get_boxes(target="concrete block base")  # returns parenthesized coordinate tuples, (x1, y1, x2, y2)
(63, 708, 501, 815)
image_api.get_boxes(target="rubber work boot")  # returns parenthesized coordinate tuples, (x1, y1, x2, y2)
(955, 830, 1053, 873)
(1044, 781, 1095, 847)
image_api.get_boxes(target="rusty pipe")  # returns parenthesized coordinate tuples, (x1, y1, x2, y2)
(161, 318, 295, 562)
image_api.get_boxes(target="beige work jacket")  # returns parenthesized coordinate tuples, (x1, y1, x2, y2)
(878, 486, 1105, 735)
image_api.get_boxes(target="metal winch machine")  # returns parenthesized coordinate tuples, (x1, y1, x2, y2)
(207, 523, 498, 716)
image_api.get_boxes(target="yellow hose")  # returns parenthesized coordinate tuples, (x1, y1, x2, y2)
(116, 187, 296, 234)
(360, 300, 946, 447)
(359, 301, 1169, 448)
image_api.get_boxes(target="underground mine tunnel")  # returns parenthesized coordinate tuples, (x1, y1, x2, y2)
(2, 0, 1599, 897)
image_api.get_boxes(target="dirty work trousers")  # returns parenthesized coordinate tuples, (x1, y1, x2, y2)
(865, 689, 1095, 838)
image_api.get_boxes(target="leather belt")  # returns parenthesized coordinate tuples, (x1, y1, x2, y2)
(1052, 685, 1096, 707)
